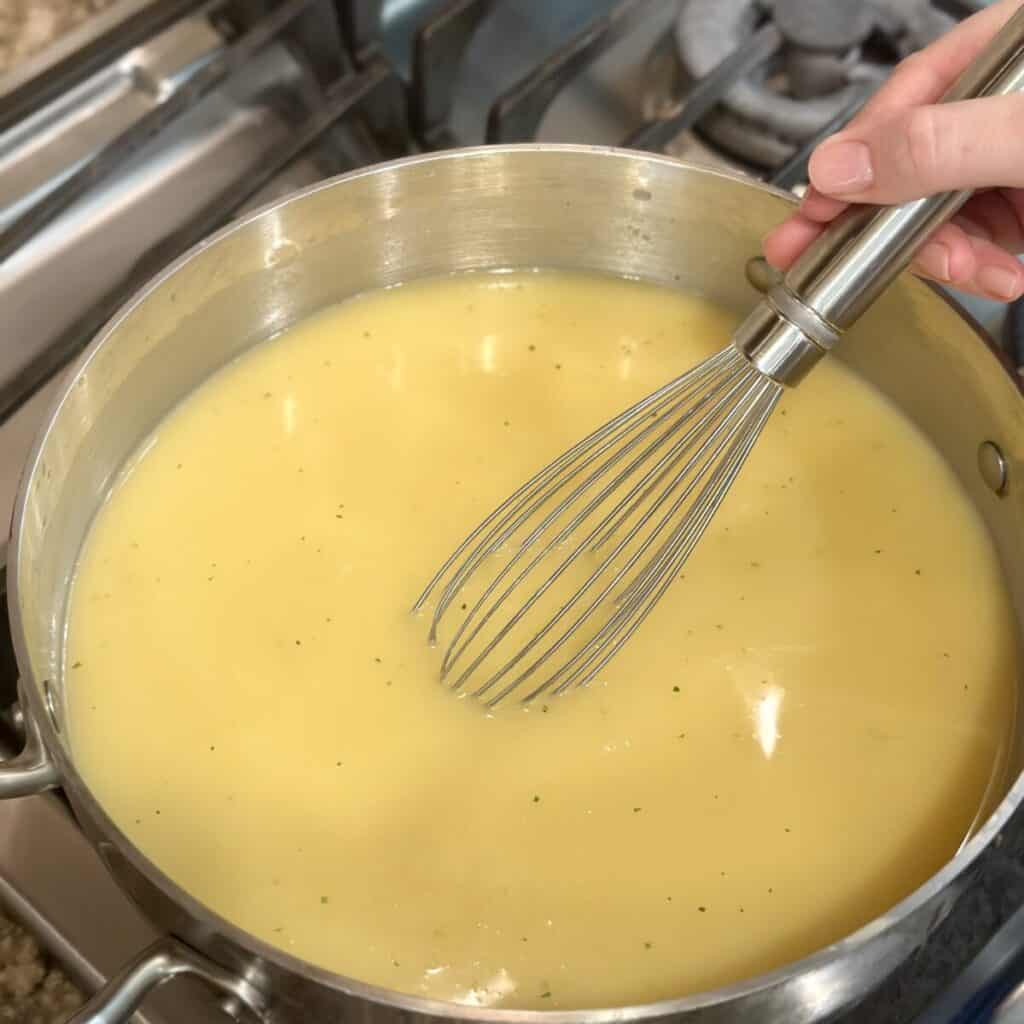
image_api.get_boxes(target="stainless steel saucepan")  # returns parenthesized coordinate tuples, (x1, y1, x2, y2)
(0, 145, 1022, 1024)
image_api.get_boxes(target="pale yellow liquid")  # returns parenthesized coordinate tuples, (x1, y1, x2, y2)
(67, 271, 1018, 1010)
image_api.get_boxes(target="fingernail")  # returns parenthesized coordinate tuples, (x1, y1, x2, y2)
(917, 241, 951, 281)
(810, 140, 874, 194)
(977, 265, 1023, 301)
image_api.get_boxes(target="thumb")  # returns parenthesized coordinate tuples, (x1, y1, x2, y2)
(808, 94, 1024, 204)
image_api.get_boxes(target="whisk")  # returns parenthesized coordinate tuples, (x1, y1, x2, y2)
(414, 8, 1024, 708)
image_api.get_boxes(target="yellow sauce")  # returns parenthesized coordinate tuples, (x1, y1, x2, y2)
(66, 271, 1018, 1010)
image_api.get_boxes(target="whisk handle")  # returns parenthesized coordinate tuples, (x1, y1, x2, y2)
(734, 3, 1024, 386)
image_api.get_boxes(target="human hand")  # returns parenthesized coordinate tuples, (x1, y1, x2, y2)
(763, 0, 1024, 303)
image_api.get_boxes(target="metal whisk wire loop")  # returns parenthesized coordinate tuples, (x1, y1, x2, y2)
(413, 347, 782, 706)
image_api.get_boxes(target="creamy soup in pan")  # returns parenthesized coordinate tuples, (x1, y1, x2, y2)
(66, 271, 1017, 1010)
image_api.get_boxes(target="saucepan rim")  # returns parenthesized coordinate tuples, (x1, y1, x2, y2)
(9, 143, 1024, 1021)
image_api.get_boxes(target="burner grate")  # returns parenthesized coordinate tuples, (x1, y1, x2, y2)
(666, 0, 958, 173)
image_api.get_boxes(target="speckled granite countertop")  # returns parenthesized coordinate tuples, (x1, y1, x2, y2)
(0, 913, 81, 1023)
(0, 0, 120, 77)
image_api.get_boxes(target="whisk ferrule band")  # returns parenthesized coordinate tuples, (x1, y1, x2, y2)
(766, 284, 843, 352)
(732, 289, 836, 387)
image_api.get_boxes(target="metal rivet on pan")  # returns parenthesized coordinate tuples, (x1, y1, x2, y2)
(744, 256, 779, 294)
(978, 441, 1009, 496)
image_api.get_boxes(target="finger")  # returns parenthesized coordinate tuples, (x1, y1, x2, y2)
(967, 241, 1024, 300)
(915, 228, 1024, 300)
(762, 215, 825, 270)
(913, 222, 978, 284)
(807, 94, 1024, 202)
(955, 189, 1024, 251)
(763, 214, 1024, 300)
(766, 213, 984, 277)
(797, 186, 848, 223)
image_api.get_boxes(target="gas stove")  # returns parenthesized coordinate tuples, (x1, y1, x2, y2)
(1, 2, 1023, 1022)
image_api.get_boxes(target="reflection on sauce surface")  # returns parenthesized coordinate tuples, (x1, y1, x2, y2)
(66, 271, 1017, 1009)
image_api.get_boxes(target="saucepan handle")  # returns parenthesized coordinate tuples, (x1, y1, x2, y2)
(0, 698, 59, 797)
(67, 936, 269, 1024)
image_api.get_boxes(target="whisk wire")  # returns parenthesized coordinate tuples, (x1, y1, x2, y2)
(415, 346, 783, 706)
(539, 381, 781, 703)
(413, 347, 738, 634)
(427, 350, 744, 643)
(495, 374, 779, 706)
(442, 360, 756, 687)
(464, 370, 771, 702)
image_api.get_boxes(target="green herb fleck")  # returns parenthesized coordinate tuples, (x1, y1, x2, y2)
(321, 896, 329, 905)
(532, 795, 541, 804)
